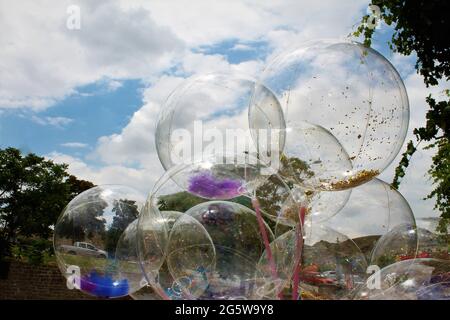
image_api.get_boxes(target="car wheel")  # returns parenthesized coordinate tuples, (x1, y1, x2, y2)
(68, 251, 76, 255)
(98, 254, 107, 259)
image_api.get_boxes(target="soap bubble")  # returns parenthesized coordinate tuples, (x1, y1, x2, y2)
(54, 185, 145, 298)
(257, 40, 409, 189)
(323, 178, 416, 260)
(370, 223, 419, 269)
(156, 73, 285, 170)
(355, 258, 450, 300)
(299, 222, 368, 300)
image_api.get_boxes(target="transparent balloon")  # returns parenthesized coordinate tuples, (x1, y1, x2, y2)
(156, 73, 285, 171)
(323, 178, 416, 260)
(261, 120, 354, 192)
(302, 188, 352, 223)
(370, 223, 419, 269)
(141, 158, 302, 300)
(117, 211, 202, 300)
(178, 201, 277, 300)
(54, 185, 146, 298)
(355, 258, 450, 300)
(130, 285, 162, 300)
(160, 155, 265, 201)
(416, 218, 450, 261)
(250, 119, 353, 221)
(164, 213, 216, 299)
(257, 229, 301, 299)
(151, 154, 301, 228)
(298, 222, 368, 300)
(252, 170, 305, 227)
(256, 39, 409, 189)
(115, 219, 147, 295)
(136, 201, 171, 290)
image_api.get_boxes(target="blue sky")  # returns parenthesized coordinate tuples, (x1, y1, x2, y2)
(1, 79, 143, 163)
(0, 0, 446, 224)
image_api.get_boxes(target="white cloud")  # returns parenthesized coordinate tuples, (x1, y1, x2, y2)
(179, 51, 264, 77)
(231, 44, 254, 52)
(0, 0, 370, 110)
(47, 152, 159, 195)
(390, 52, 418, 79)
(121, 0, 368, 47)
(31, 115, 73, 128)
(60, 142, 89, 148)
(106, 80, 123, 92)
(0, 0, 182, 110)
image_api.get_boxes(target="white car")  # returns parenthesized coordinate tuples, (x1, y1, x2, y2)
(59, 242, 108, 258)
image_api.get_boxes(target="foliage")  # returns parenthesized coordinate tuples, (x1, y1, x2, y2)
(104, 199, 140, 255)
(354, 1, 450, 235)
(11, 237, 53, 265)
(376, 254, 397, 269)
(426, 138, 450, 234)
(54, 195, 108, 245)
(158, 191, 207, 213)
(354, 0, 450, 86)
(0, 147, 94, 263)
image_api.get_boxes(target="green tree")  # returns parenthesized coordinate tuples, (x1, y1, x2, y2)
(354, 0, 450, 235)
(104, 199, 140, 255)
(54, 192, 108, 244)
(0, 147, 94, 262)
(67, 174, 95, 200)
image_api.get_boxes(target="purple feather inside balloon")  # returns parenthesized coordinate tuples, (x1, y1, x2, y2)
(188, 171, 243, 199)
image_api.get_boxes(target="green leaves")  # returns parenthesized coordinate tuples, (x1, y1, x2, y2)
(427, 139, 450, 234)
(354, 1, 450, 236)
(392, 140, 417, 189)
(0, 147, 94, 263)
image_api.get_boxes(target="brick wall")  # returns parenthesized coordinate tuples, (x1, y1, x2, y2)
(0, 260, 129, 300)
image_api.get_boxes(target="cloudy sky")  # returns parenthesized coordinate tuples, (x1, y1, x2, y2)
(0, 0, 447, 222)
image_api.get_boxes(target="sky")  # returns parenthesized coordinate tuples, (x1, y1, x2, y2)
(0, 0, 448, 223)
